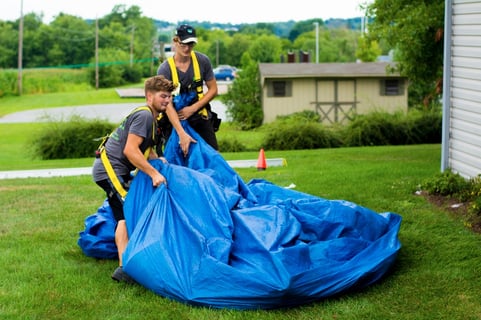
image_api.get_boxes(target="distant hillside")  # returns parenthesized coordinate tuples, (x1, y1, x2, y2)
(325, 17, 362, 31)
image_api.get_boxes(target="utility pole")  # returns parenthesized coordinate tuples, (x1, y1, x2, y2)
(130, 25, 135, 67)
(313, 21, 319, 64)
(216, 40, 219, 67)
(17, 0, 24, 95)
(150, 39, 155, 75)
(95, 18, 99, 90)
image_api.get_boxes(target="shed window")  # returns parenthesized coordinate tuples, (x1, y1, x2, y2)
(267, 80, 292, 97)
(380, 79, 404, 96)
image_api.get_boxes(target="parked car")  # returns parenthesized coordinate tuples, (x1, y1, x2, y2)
(213, 65, 237, 81)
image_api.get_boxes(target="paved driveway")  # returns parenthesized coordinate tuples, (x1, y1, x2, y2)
(0, 83, 254, 180)
(0, 100, 228, 124)
(0, 82, 230, 124)
(0, 101, 230, 179)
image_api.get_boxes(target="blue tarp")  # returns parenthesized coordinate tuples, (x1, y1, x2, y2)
(79, 123, 402, 310)
(78, 199, 118, 260)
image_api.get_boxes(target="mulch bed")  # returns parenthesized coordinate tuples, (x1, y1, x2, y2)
(420, 191, 481, 234)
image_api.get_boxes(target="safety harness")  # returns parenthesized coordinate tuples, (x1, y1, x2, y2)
(167, 51, 208, 118)
(96, 106, 155, 199)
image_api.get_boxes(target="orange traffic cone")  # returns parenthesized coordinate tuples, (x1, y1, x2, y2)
(256, 148, 267, 171)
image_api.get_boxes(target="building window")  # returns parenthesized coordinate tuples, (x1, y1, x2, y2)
(267, 80, 292, 97)
(380, 79, 404, 96)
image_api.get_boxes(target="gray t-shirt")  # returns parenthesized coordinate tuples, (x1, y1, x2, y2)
(157, 51, 215, 96)
(92, 107, 155, 182)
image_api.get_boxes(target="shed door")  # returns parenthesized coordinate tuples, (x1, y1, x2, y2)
(315, 79, 357, 124)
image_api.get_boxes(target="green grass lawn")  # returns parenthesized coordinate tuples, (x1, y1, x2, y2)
(1, 90, 481, 319)
(0, 86, 144, 117)
(2, 143, 481, 319)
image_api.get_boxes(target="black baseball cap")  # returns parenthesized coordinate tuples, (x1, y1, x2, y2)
(175, 24, 198, 44)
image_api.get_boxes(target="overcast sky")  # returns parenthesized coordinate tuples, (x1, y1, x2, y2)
(2, 0, 369, 24)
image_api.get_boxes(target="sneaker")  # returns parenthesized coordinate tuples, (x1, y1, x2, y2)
(111, 266, 136, 284)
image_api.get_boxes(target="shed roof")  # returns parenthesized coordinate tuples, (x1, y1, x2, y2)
(258, 62, 402, 83)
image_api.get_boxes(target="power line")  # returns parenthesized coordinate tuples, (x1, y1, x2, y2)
(31, 57, 156, 69)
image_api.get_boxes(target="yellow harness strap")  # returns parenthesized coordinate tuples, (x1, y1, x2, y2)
(191, 52, 204, 100)
(167, 51, 208, 117)
(167, 57, 179, 85)
(99, 106, 154, 199)
(100, 147, 151, 200)
(100, 148, 128, 199)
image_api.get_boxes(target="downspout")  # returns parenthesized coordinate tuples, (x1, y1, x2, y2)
(441, 0, 453, 172)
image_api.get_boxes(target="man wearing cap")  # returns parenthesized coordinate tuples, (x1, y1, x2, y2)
(156, 24, 219, 151)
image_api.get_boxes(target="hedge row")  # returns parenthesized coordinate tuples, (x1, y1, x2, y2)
(31, 110, 442, 158)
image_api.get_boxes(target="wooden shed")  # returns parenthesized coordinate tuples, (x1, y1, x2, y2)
(258, 62, 408, 124)
(442, 0, 481, 178)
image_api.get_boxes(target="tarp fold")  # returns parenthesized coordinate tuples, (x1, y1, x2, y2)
(79, 123, 402, 310)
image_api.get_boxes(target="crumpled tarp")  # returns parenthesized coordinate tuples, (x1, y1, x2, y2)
(78, 199, 118, 259)
(117, 123, 402, 309)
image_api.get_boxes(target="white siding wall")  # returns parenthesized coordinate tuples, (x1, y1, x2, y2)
(445, 0, 481, 178)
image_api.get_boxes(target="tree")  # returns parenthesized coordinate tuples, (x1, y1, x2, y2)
(223, 33, 251, 67)
(291, 27, 359, 63)
(0, 21, 17, 68)
(101, 5, 157, 76)
(87, 48, 135, 87)
(17, 13, 46, 68)
(247, 34, 283, 63)
(221, 54, 262, 130)
(366, 0, 445, 108)
(356, 36, 382, 62)
(100, 4, 142, 27)
(201, 28, 230, 67)
(288, 19, 324, 42)
(48, 14, 95, 67)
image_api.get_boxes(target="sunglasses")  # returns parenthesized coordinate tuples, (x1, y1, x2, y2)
(178, 42, 196, 48)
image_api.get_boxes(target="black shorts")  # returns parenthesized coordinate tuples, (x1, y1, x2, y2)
(96, 176, 131, 222)
(188, 112, 219, 150)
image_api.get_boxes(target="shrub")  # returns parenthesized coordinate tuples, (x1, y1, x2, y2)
(87, 48, 143, 88)
(421, 169, 471, 199)
(467, 195, 481, 228)
(421, 170, 481, 231)
(342, 110, 442, 147)
(89, 64, 125, 88)
(406, 109, 442, 144)
(342, 111, 406, 146)
(467, 176, 481, 217)
(218, 138, 247, 152)
(274, 110, 321, 124)
(31, 116, 115, 160)
(122, 66, 143, 84)
(0, 68, 91, 96)
(0, 71, 18, 97)
(262, 121, 342, 150)
(23, 68, 91, 94)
